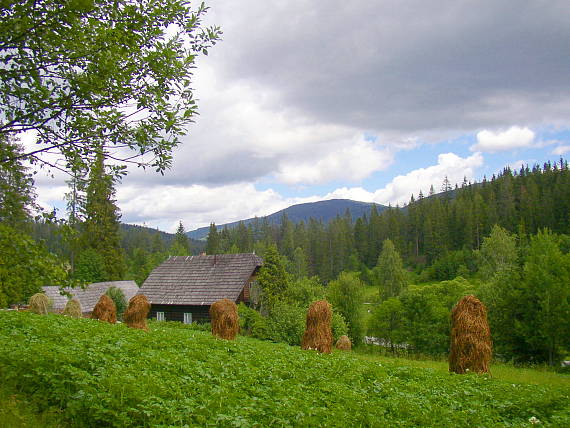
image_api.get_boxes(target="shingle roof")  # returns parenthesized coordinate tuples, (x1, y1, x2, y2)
(138, 253, 263, 305)
(43, 280, 139, 313)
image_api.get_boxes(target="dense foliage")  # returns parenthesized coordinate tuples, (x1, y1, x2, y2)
(0, 224, 71, 307)
(105, 286, 127, 319)
(0, 0, 221, 173)
(0, 312, 568, 427)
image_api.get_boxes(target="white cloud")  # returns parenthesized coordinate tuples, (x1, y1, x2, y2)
(552, 145, 570, 156)
(321, 152, 484, 206)
(33, 151, 485, 232)
(275, 137, 393, 185)
(471, 126, 535, 153)
(117, 182, 319, 232)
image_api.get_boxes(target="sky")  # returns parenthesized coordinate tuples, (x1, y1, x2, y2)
(26, 0, 570, 233)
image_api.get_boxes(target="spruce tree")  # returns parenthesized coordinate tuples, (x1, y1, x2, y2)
(206, 223, 220, 254)
(78, 149, 125, 281)
(256, 244, 288, 314)
(0, 135, 36, 227)
(170, 221, 190, 255)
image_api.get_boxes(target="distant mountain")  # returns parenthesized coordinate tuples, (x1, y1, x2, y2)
(121, 223, 206, 253)
(187, 199, 388, 240)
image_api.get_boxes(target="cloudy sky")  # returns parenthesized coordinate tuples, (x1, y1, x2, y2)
(29, 0, 570, 233)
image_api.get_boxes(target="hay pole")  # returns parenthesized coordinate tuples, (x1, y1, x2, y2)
(301, 300, 333, 354)
(210, 299, 240, 340)
(123, 294, 151, 331)
(91, 294, 117, 324)
(63, 298, 82, 318)
(449, 295, 492, 374)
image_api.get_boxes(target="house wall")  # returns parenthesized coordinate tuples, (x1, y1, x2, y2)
(237, 273, 257, 304)
(149, 271, 261, 323)
(149, 304, 211, 323)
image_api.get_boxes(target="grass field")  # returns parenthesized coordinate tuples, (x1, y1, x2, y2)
(0, 311, 568, 427)
(354, 351, 569, 388)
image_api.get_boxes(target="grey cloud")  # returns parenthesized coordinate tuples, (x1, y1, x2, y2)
(124, 148, 278, 186)
(210, 0, 570, 132)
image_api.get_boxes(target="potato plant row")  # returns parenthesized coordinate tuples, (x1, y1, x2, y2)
(0, 311, 568, 427)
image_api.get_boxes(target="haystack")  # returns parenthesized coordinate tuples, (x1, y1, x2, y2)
(449, 295, 492, 374)
(123, 294, 150, 331)
(210, 298, 239, 340)
(335, 335, 352, 351)
(91, 294, 117, 324)
(62, 298, 82, 318)
(29, 293, 50, 315)
(301, 300, 333, 354)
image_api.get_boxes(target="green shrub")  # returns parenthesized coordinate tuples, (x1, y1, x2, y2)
(105, 287, 127, 319)
(267, 302, 305, 345)
(0, 224, 70, 308)
(332, 312, 349, 342)
(238, 303, 263, 335)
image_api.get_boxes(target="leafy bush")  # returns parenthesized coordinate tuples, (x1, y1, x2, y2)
(238, 303, 261, 334)
(240, 302, 348, 345)
(399, 277, 475, 356)
(282, 277, 325, 306)
(266, 302, 306, 345)
(0, 224, 70, 307)
(328, 272, 365, 344)
(331, 311, 349, 342)
(105, 286, 127, 319)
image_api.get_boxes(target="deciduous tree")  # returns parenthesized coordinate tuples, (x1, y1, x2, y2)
(0, 0, 221, 174)
(328, 271, 365, 344)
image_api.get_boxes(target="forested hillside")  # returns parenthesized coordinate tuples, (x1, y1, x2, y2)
(205, 160, 570, 281)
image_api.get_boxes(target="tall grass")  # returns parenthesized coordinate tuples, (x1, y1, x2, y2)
(354, 349, 570, 387)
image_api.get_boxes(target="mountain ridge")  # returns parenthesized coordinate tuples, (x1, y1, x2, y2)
(187, 199, 388, 240)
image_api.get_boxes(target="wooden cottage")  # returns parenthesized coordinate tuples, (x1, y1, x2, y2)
(138, 253, 263, 323)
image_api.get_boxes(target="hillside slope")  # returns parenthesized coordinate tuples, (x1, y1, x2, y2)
(188, 199, 387, 240)
(1, 311, 568, 427)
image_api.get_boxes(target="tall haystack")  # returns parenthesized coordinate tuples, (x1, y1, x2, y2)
(335, 335, 352, 351)
(301, 300, 333, 354)
(29, 293, 50, 315)
(449, 295, 492, 374)
(210, 298, 239, 340)
(123, 294, 150, 331)
(63, 298, 82, 318)
(91, 294, 117, 324)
